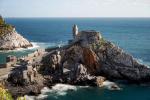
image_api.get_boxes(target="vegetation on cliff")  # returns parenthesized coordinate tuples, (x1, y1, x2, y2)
(0, 16, 14, 36)
(0, 83, 13, 100)
(0, 15, 5, 25)
(0, 82, 26, 100)
(0, 15, 33, 50)
(90, 37, 107, 50)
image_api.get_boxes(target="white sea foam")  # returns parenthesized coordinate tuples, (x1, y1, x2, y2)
(24, 82, 121, 100)
(40, 87, 51, 94)
(32, 41, 67, 48)
(24, 95, 35, 100)
(26, 84, 89, 100)
(40, 84, 78, 96)
(79, 85, 90, 88)
(25, 84, 77, 100)
(29, 42, 40, 49)
(36, 94, 48, 100)
(52, 84, 77, 91)
(0, 41, 67, 53)
(14, 42, 40, 51)
(102, 80, 121, 90)
(136, 58, 150, 67)
(0, 42, 39, 53)
(136, 58, 144, 64)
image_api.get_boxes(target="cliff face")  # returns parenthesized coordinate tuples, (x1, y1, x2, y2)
(0, 28, 32, 50)
(42, 29, 150, 83)
(0, 16, 32, 50)
(97, 41, 150, 82)
(5, 25, 150, 97)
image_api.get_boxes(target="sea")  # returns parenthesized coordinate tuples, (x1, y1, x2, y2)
(0, 18, 150, 100)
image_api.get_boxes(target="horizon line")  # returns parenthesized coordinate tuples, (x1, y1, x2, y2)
(4, 16, 150, 19)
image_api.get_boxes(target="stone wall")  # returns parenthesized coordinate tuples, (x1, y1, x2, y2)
(75, 30, 102, 48)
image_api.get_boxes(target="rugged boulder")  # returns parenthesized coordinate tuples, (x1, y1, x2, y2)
(96, 41, 150, 82)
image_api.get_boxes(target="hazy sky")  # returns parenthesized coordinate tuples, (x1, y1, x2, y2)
(0, 0, 150, 17)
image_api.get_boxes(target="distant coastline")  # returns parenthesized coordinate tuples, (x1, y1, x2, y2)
(3, 17, 150, 20)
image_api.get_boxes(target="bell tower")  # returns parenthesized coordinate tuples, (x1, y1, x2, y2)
(72, 24, 78, 39)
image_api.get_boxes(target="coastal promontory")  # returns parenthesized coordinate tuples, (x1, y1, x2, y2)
(0, 16, 32, 50)
(1, 25, 150, 99)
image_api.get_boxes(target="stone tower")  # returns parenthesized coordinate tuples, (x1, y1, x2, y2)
(72, 24, 78, 39)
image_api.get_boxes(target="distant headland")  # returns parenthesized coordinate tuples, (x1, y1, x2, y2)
(0, 15, 32, 50)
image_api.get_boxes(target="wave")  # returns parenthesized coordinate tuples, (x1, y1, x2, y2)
(31, 41, 67, 48)
(0, 42, 39, 53)
(24, 82, 121, 100)
(0, 41, 67, 53)
(136, 58, 150, 67)
(25, 84, 89, 100)
(51, 84, 77, 95)
(38, 84, 78, 99)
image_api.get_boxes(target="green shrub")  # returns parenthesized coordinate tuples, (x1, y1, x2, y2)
(0, 24, 13, 36)
(0, 17, 5, 25)
(0, 83, 13, 100)
(100, 37, 106, 46)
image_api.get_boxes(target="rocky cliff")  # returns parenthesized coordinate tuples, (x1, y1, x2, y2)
(95, 40, 150, 82)
(42, 29, 150, 83)
(0, 16, 32, 50)
(5, 25, 150, 98)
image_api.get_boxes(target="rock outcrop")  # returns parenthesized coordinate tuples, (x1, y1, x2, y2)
(0, 16, 32, 50)
(96, 41, 150, 82)
(5, 24, 150, 98)
(42, 25, 150, 83)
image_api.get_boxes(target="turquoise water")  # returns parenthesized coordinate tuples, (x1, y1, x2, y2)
(1, 18, 150, 100)
(46, 84, 150, 100)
